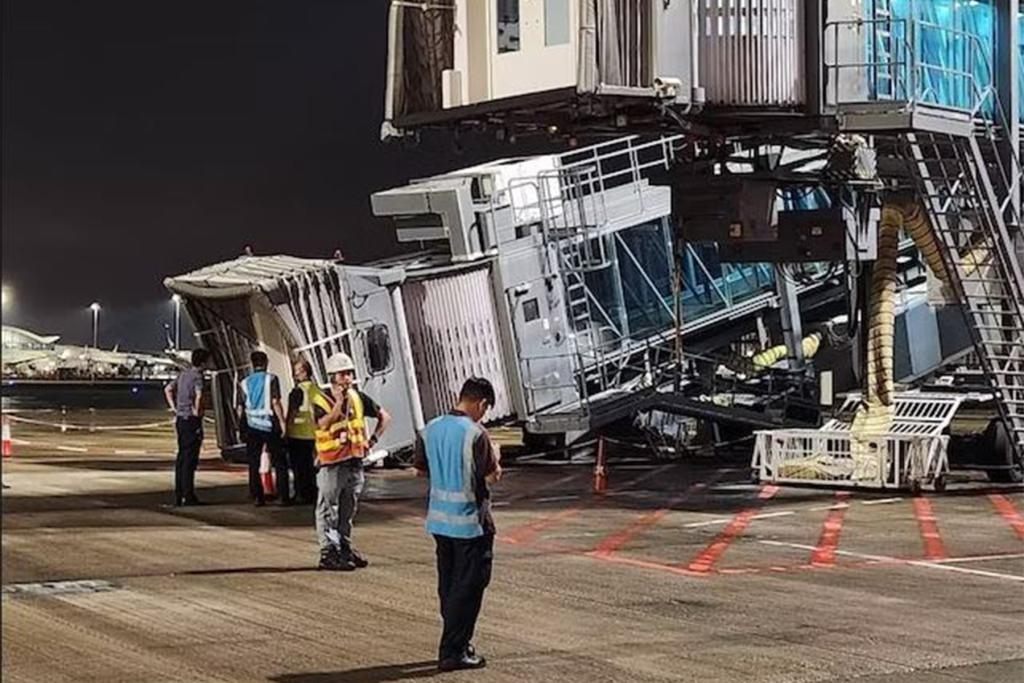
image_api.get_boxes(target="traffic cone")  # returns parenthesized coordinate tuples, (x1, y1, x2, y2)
(2, 416, 12, 459)
(259, 447, 276, 498)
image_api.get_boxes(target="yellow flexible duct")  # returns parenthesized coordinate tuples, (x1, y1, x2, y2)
(851, 197, 953, 481)
(751, 333, 823, 370)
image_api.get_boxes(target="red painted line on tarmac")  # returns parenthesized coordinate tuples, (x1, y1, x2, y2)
(989, 494, 1024, 541)
(585, 550, 705, 578)
(911, 497, 948, 560)
(684, 485, 779, 574)
(499, 509, 582, 545)
(590, 509, 672, 557)
(810, 492, 851, 567)
(497, 465, 682, 546)
(589, 477, 723, 557)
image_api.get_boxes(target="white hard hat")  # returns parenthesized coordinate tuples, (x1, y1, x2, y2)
(325, 352, 356, 374)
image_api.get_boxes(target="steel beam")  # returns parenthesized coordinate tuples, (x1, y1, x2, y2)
(996, 0, 1020, 218)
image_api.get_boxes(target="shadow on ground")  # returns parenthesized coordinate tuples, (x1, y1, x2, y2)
(270, 661, 441, 683)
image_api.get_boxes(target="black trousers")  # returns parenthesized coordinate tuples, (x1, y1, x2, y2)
(434, 534, 494, 661)
(287, 438, 317, 503)
(174, 416, 203, 503)
(245, 429, 290, 503)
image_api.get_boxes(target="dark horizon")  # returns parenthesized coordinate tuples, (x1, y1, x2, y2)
(1, 1, 555, 351)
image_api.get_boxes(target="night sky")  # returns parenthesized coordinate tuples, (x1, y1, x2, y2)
(2, 1, 550, 350)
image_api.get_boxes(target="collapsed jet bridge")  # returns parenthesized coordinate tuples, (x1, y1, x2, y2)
(168, 136, 871, 461)
(379, 1, 1024, 482)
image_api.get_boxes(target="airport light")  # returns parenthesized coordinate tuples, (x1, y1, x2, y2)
(171, 294, 182, 350)
(89, 302, 101, 348)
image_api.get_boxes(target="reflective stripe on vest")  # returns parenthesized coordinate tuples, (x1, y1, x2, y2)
(313, 389, 368, 466)
(243, 372, 274, 432)
(423, 414, 484, 539)
(286, 380, 321, 440)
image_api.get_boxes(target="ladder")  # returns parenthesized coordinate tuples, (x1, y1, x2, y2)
(538, 166, 610, 338)
(906, 129, 1024, 466)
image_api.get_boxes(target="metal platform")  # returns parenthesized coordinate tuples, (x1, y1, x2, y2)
(753, 393, 965, 491)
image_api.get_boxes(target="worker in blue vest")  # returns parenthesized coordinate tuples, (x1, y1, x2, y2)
(237, 350, 290, 506)
(413, 377, 502, 672)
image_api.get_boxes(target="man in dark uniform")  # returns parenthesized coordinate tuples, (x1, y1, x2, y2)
(237, 350, 290, 506)
(164, 348, 210, 506)
(414, 377, 502, 672)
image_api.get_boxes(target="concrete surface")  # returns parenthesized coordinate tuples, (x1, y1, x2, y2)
(2, 413, 1023, 682)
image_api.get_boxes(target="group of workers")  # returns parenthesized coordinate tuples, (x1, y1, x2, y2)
(165, 346, 500, 672)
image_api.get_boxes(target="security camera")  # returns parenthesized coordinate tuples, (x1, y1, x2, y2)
(654, 76, 683, 99)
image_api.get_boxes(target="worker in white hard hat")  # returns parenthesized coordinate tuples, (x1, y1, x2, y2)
(311, 350, 391, 571)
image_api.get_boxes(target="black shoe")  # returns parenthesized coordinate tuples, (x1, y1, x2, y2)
(253, 499, 266, 507)
(182, 497, 206, 507)
(438, 649, 486, 672)
(318, 549, 356, 572)
(350, 549, 369, 568)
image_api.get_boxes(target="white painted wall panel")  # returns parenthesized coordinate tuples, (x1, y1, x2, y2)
(699, 0, 805, 106)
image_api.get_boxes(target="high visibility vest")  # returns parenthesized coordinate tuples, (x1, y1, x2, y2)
(423, 414, 485, 539)
(242, 371, 275, 433)
(287, 380, 323, 441)
(313, 389, 368, 466)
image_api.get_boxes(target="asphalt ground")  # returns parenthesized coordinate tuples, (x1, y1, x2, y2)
(2, 411, 1023, 682)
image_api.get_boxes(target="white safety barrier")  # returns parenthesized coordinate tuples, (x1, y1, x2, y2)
(752, 428, 949, 492)
(3, 413, 173, 433)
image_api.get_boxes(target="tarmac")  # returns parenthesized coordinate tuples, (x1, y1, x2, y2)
(2, 411, 1023, 682)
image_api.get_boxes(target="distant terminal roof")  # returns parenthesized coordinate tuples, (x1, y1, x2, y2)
(165, 255, 338, 299)
(1, 325, 60, 348)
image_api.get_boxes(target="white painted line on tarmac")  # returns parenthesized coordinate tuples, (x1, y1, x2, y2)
(861, 497, 903, 506)
(749, 510, 796, 520)
(757, 539, 1024, 583)
(535, 495, 581, 503)
(113, 449, 147, 455)
(11, 439, 33, 446)
(805, 503, 850, 512)
(55, 446, 88, 453)
(935, 553, 1024, 564)
(685, 518, 733, 528)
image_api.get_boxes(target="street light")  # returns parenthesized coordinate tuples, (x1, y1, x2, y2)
(89, 302, 101, 349)
(171, 294, 182, 350)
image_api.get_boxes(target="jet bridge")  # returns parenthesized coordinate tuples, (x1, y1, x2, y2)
(377, 1, 1024, 480)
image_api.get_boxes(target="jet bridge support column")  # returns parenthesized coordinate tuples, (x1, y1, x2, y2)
(996, 0, 1020, 220)
(775, 265, 805, 368)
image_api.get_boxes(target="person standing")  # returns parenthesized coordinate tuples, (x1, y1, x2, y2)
(164, 348, 210, 507)
(237, 350, 290, 506)
(413, 377, 501, 672)
(313, 351, 391, 571)
(286, 358, 321, 505)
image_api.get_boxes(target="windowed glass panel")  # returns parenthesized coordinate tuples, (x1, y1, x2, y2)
(615, 220, 674, 338)
(498, 0, 521, 53)
(545, 0, 570, 46)
(522, 298, 541, 322)
(365, 324, 392, 374)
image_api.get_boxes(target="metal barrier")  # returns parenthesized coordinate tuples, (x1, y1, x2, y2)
(752, 427, 950, 492)
(823, 16, 994, 116)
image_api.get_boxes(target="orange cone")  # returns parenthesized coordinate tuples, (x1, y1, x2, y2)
(2, 417, 12, 459)
(259, 447, 276, 498)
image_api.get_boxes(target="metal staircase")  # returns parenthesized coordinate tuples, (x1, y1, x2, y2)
(906, 127, 1024, 466)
